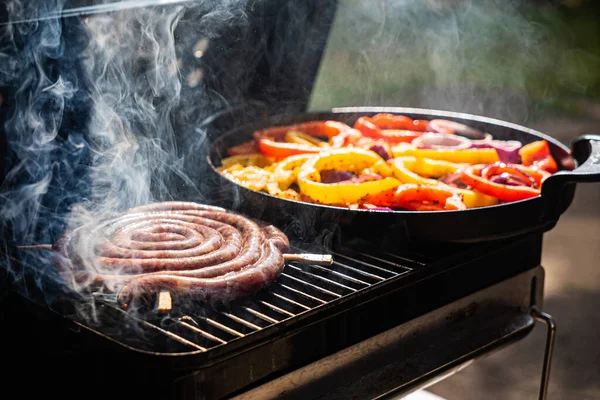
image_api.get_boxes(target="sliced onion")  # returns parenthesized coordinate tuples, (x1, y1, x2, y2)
(412, 132, 472, 150)
(489, 173, 531, 187)
(428, 119, 488, 140)
(368, 144, 391, 160)
(320, 170, 355, 183)
(470, 139, 522, 163)
(439, 170, 469, 189)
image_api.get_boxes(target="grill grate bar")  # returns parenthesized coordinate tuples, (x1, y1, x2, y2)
(258, 300, 296, 318)
(330, 251, 402, 276)
(201, 316, 246, 338)
(306, 263, 372, 287)
(177, 320, 228, 345)
(269, 291, 312, 311)
(137, 317, 208, 351)
(280, 273, 342, 299)
(330, 260, 387, 282)
(353, 250, 418, 270)
(275, 283, 328, 305)
(220, 312, 263, 331)
(243, 307, 281, 324)
(286, 264, 358, 293)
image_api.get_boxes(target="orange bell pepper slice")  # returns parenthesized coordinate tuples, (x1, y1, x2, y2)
(365, 183, 466, 211)
(518, 140, 558, 173)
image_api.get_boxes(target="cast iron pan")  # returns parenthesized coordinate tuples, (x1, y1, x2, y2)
(206, 107, 600, 244)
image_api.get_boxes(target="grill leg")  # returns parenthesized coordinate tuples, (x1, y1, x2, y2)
(531, 308, 556, 400)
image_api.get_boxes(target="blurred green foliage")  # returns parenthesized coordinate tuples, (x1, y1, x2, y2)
(309, 0, 600, 121)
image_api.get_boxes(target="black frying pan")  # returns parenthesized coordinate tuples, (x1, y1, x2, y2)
(206, 107, 600, 243)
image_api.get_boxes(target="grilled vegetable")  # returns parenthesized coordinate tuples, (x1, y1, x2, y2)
(461, 162, 550, 202)
(254, 121, 353, 158)
(391, 157, 498, 208)
(392, 146, 500, 164)
(354, 116, 424, 144)
(365, 184, 466, 211)
(518, 140, 558, 173)
(297, 148, 400, 205)
(370, 113, 430, 132)
(219, 115, 564, 211)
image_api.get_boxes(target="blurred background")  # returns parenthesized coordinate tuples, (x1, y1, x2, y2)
(309, 0, 600, 398)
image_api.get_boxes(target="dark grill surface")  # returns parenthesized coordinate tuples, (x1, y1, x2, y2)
(1, 233, 543, 400)
(92, 242, 426, 355)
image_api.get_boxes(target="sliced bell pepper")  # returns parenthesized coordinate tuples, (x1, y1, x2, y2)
(390, 157, 498, 208)
(461, 163, 549, 202)
(391, 146, 500, 164)
(271, 154, 313, 190)
(518, 140, 558, 173)
(370, 113, 431, 132)
(256, 138, 324, 159)
(254, 121, 354, 158)
(329, 128, 364, 148)
(254, 120, 353, 140)
(365, 184, 467, 211)
(354, 116, 424, 144)
(297, 148, 400, 205)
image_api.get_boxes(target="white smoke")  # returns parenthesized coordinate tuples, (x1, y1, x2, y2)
(0, 0, 249, 316)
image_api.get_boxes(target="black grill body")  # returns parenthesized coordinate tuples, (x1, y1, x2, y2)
(1, 233, 544, 400)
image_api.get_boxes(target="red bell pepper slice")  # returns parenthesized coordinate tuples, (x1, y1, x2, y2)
(365, 184, 466, 211)
(256, 138, 323, 159)
(354, 116, 424, 144)
(253, 121, 353, 158)
(518, 140, 558, 173)
(461, 163, 549, 202)
(370, 113, 430, 132)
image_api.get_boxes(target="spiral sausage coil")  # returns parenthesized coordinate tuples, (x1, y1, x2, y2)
(54, 202, 290, 308)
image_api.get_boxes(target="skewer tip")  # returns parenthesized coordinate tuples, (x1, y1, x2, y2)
(283, 253, 334, 266)
(157, 291, 173, 314)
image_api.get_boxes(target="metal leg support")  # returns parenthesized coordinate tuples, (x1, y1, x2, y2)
(530, 308, 556, 400)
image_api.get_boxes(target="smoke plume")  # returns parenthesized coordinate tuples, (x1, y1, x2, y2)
(0, 0, 248, 315)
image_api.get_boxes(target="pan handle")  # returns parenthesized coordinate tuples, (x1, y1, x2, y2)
(541, 134, 600, 220)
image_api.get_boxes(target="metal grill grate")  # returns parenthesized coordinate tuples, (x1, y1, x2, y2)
(120, 245, 418, 353)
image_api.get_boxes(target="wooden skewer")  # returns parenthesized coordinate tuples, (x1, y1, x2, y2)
(284, 253, 333, 266)
(18, 245, 331, 311)
(17, 246, 333, 266)
(157, 291, 173, 314)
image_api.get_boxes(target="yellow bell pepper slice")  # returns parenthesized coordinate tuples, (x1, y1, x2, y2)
(391, 146, 499, 164)
(409, 157, 467, 177)
(391, 157, 498, 208)
(271, 154, 313, 190)
(297, 148, 400, 205)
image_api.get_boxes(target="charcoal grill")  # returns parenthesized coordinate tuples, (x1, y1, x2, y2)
(0, 1, 570, 399)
